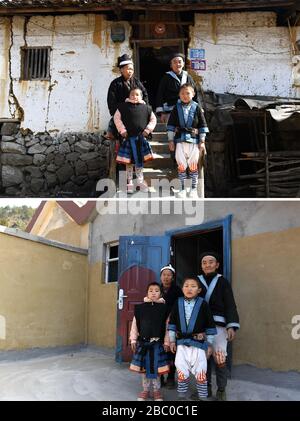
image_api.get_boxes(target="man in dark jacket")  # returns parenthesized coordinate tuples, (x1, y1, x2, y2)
(156, 53, 196, 124)
(160, 264, 183, 388)
(106, 54, 149, 139)
(197, 252, 240, 401)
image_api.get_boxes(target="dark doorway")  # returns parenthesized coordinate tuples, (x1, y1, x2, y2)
(170, 224, 232, 374)
(139, 45, 183, 108)
(172, 227, 223, 286)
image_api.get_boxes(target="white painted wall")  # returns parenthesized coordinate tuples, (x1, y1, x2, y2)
(189, 12, 299, 98)
(1, 11, 299, 133)
(0, 14, 132, 133)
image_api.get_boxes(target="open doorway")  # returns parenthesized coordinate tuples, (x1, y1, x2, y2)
(168, 217, 232, 373)
(171, 227, 223, 286)
(138, 44, 184, 108)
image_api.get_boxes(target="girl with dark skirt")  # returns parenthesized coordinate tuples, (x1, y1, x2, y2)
(129, 282, 170, 401)
(114, 87, 156, 193)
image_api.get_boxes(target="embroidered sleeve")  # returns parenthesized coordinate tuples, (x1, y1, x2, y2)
(164, 316, 171, 346)
(113, 109, 127, 135)
(129, 316, 139, 343)
(144, 111, 157, 134)
(167, 106, 177, 141)
(223, 279, 240, 330)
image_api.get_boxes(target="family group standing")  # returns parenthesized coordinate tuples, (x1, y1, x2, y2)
(106, 52, 209, 196)
(129, 252, 240, 401)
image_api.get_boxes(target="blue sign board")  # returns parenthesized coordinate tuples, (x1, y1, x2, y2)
(190, 49, 205, 59)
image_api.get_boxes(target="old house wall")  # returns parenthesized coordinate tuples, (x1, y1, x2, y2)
(189, 12, 298, 98)
(88, 201, 300, 370)
(0, 14, 132, 196)
(0, 228, 88, 350)
(0, 14, 132, 131)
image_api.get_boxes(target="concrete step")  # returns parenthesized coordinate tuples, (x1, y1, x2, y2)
(150, 141, 170, 154)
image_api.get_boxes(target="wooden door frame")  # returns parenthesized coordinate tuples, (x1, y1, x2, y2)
(132, 39, 186, 80)
(165, 215, 232, 282)
(165, 214, 234, 374)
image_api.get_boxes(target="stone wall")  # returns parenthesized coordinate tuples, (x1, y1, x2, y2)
(0, 122, 110, 197)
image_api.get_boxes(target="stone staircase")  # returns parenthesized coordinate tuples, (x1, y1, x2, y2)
(143, 122, 177, 185)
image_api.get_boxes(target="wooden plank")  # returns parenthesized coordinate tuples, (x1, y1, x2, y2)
(0, 1, 294, 15)
(241, 151, 300, 158)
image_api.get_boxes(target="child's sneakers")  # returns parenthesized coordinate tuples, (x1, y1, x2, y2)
(137, 180, 149, 193)
(153, 390, 163, 401)
(127, 183, 134, 194)
(137, 391, 149, 401)
(176, 189, 187, 199)
(189, 188, 199, 199)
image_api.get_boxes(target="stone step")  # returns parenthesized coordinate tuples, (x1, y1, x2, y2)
(151, 132, 167, 142)
(144, 154, 174, 170)
(143, 168, 175, 182)
(154, 123, 167, 132)
(149, 141, 170, 154)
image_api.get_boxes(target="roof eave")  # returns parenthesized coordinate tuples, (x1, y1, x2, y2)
(0, 1, 295, 16)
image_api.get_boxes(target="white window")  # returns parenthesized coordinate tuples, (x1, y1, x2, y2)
(105, 242, 119, 283)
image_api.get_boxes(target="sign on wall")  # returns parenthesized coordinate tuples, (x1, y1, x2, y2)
(189, 48, 206, 72)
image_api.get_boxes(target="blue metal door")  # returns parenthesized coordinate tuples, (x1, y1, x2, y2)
(116, 235, 170, 362)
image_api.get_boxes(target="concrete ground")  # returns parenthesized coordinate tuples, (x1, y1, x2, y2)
(0, 346, 299, 401)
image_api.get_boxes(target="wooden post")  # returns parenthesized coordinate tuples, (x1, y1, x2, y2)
(198, 150, 206, 198)
(263, 111, 270, 197)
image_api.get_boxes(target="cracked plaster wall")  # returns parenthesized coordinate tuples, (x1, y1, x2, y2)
(0, 14, 132, 133)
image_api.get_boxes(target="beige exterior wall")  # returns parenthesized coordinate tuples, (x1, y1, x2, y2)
(30, 202, 89, 249)
(0, 232, 88, 350)
(232, 227, 300, 371)
(87, 262, 117, 349)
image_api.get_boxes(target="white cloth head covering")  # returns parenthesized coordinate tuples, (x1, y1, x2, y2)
(160, 264, 175, 274)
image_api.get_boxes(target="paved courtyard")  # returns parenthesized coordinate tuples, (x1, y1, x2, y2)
(0, 347, 299, 401)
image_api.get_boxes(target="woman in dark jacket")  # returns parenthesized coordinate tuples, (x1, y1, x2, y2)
(160, 264, 183, 388)
(106, 54, 149, 139)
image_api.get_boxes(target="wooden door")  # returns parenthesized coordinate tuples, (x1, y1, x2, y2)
(116, 235, 170, 362)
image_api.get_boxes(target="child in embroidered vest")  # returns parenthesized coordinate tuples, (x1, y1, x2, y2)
(114, 87, 156, 193)
(129, 282, 170, 401)
(167, 83, 209, 199)
(168, 277, 217, 401)
(197, 252, 240, 401)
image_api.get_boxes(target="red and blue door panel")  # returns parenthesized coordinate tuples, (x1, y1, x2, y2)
(116, 235, 170, 362)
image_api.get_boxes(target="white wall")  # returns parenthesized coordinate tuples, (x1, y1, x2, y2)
(0, 14, 132, 133)
(189, 12, 299, 98)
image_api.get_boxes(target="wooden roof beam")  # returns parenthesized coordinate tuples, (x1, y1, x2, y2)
(0, 1, 295, 16)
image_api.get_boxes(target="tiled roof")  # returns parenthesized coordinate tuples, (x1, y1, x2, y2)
(0, 0, 296, 9)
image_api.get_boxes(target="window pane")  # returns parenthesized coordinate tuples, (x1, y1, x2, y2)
(21, 47, 50, 80)
(108, 261, 118, 283)
(109, 245, 119, 259)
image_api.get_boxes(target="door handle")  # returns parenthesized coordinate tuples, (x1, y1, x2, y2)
(118, 289, 128, 310)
